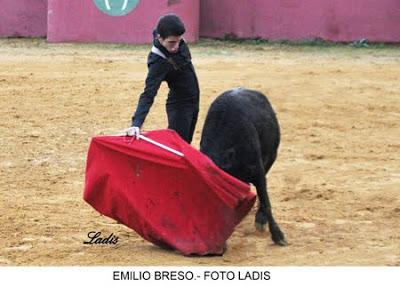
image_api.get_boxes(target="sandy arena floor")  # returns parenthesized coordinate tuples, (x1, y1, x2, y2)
(0, 38, 399, 266)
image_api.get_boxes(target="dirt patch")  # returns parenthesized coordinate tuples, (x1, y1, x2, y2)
(0, 39, 399, 266)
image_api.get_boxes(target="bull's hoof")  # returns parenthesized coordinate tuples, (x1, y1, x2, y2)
(271, 228, 287, 246)
(255, 222, 266, 232)
(274, 238, 288, 246)
(255, 209, 268, 231)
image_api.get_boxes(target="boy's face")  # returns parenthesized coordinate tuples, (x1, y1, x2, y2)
(158, 35, 182, 54)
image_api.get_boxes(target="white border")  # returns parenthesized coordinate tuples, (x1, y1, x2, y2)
(1, 267, 399, 287)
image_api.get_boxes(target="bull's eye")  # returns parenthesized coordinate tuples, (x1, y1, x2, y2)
(93, 0, 140, 16)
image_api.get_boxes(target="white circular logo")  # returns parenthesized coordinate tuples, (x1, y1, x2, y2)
(93, 0, 140, 17)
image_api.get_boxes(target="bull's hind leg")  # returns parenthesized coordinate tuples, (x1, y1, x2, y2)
(254, 163, 287, 246)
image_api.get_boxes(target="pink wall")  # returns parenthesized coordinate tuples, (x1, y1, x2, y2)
(47, 0, 199, 44)
(0, 0, 47, 37)
(200, 0, 400, 42)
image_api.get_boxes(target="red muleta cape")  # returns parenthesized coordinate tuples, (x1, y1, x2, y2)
(83, 129, 256, 255)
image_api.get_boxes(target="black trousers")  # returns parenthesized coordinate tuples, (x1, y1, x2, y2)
(166, 105, 199, 144)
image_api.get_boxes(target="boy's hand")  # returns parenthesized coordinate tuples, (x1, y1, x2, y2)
(126, 126, 140, 140)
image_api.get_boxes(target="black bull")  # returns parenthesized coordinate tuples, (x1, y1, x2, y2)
(200, 88, 286, 246)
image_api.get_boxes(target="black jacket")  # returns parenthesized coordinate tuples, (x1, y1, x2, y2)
(131, 31, 200, 128)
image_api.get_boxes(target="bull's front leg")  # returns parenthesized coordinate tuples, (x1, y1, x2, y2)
(254, 169, 287, 246)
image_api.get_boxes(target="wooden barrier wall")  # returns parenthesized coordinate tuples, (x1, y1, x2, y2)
(200, 0, 400, 42)
(47, 0, 199, 44)
(0, 0, 47, 37)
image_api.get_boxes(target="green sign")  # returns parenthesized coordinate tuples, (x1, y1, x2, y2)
(93, 0, 140, 17)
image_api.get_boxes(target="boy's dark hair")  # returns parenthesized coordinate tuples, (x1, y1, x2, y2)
(156, 14, 186, 39)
